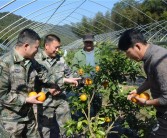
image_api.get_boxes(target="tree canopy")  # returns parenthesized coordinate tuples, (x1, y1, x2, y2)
(71, 0, 167, 37)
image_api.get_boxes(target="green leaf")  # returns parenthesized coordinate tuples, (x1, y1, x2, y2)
(149, 111, 156, 116)
(98, 117, 105, 121)
(98, 120, 105, 125)
(77, 121, 82, 130)
(66, 129, 73, 136)
(82, 120, 88, 124)
(97, 130, 105, 136)
(96, 134, 102, 138)
(112, 85, 116, 90)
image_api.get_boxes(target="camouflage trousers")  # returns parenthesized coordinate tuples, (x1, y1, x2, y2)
(37, 93, 71, 138)
(0, 119, 39, 138)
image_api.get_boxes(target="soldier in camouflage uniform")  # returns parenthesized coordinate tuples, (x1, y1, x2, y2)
(0, 29, 77, 138)
(0, 28, 47, 138)
(35, 34, 75, 138)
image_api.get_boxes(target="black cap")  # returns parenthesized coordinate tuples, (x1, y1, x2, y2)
(83, 34, 94, 42)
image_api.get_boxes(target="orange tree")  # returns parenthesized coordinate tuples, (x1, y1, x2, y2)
(64, 42, 156, 137)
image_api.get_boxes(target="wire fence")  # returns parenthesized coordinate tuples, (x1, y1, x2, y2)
(63, 20, 167, 50)
(0, 0, 166, 51)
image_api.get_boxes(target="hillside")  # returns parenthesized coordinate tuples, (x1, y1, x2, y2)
(0, 12, 78, 46)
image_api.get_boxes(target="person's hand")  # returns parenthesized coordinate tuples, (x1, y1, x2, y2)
(127, 89, 137, 101)
(49, 88, 61, 96)
(127, 89, 147, 105)
(64, 78, 81, 86)
(26, 94, 43, 104)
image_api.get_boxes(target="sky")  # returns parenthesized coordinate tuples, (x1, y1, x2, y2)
(0, 0, 119, 25)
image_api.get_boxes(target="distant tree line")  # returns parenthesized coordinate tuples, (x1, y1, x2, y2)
(71, 0, 167, 37)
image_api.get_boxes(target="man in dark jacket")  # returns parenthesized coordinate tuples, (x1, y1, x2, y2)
(118, 28, 167, 137)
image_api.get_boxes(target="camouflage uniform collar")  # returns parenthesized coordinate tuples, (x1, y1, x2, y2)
(41, 51, 50, 60)
(13, 48, 30, 65)
(42, 50, 60, 61)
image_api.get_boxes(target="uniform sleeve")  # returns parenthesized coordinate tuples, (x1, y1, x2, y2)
(34, 60, 64, 85)
(64, 65, 73, 78)
(0, 61, 26, 112)
(154, 58, 167, 105)
(0, 62, 10, 98)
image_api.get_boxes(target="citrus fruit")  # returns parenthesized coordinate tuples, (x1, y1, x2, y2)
(139, 92, 150, 100)
(95, 65, 100, 72)
(28, 91, 37, 97)
(37, 92, 46, 102)
(78, 69, 84, 75)
(85, 78, 93, 85)
(131, 94, 139, 103)
(105, 117, 111, 123)
(80, 94, 87, 101)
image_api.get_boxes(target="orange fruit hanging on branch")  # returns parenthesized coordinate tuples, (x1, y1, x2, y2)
(95, 65, 100, 72)
(85, 78, 93, 85)
(78, 69, 84, 76)
(105, 117, 111, 123)
(80, 93, 87, 101)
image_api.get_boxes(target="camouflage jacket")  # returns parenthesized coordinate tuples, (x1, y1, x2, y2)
(35, 50, 72, 89)
(0, 49, 61, 122)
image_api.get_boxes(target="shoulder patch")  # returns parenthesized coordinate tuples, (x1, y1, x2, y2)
(15, 68, 21, 73)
